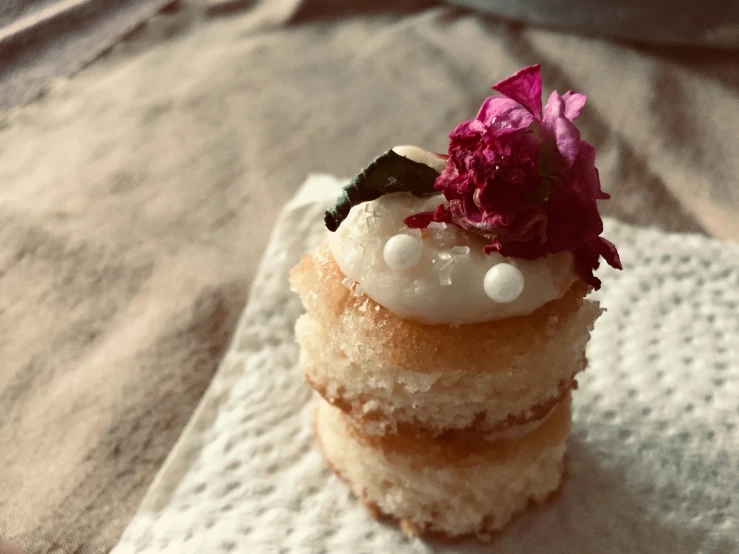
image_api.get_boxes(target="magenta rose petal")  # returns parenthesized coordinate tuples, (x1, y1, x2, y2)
(593, 236, 623, 270)
(404, 204, 452, 229)
(475, 97, 536, 133)
(573, 243, 603, 289)
(554, 117, 582, 168)
(492, 64, 543, 119)
(561, 91, 587, 121)
(404, 211, 436, 229)
(569, 141, 610, 200)
(449, 118, 487, 141)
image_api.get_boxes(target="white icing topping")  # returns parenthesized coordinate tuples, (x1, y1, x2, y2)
(328, 193, 578, 325)
(392, 145, 447, 173)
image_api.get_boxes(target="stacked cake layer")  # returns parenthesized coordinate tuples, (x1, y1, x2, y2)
(290, 239, 600, 538)
(314, 393, 571, 538)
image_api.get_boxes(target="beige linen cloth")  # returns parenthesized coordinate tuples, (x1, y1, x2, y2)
(0, 1, 737, 553)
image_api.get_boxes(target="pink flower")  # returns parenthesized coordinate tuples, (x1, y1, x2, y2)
(405, 65, 621, 288)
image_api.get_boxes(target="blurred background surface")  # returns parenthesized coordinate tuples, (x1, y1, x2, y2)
(1, 1, 737, 553)
(449, 0, 739, 46)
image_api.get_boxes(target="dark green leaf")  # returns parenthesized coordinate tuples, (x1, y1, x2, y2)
(324, 150, 441, 232)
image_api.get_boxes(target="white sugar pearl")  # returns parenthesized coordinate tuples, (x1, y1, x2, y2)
(383, 234, 422, 270)
(484, 263, 524, 303)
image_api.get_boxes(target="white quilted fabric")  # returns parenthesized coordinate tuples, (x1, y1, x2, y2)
(111, 175, 738, 554)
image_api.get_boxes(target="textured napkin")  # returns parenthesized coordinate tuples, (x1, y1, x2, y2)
(112, 175, 738, 554)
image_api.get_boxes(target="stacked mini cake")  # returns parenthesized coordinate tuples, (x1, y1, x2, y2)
(291, 191, 600, 538)
(290, 66, 621, 539)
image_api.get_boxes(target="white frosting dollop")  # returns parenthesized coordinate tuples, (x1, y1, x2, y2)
(392, 145, 447, 173)
(328, 193, 578, 325)
(327, 145, 579, 325)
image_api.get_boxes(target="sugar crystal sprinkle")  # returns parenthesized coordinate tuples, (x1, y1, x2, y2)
(451, 246, 470, 256)
(363, 236, 382, 248)
(407, 228, 422, 240)
(435, 251, 455, 286)
(342, 236, 356, 260)
(366, 215, 377, 233)
(361, 236, 381, 263)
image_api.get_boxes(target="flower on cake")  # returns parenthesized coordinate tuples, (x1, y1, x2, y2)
(405, 65, 621, 288)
